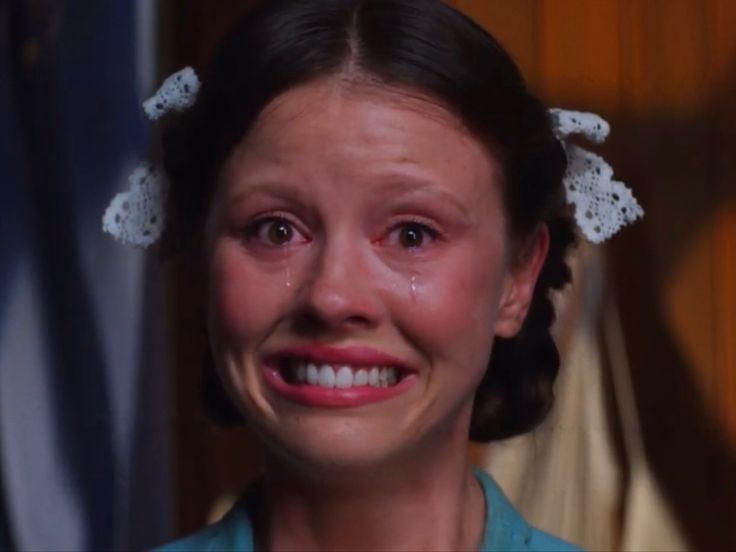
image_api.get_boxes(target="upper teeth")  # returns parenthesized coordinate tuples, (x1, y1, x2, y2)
(293, 362, 398, 389)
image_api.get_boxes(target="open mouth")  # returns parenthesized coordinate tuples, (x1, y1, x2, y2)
(277, 358, 406, 389)
(262, 345, 417, 407)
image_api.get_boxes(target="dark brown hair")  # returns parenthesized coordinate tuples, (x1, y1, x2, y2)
(162, 0, 575, 442)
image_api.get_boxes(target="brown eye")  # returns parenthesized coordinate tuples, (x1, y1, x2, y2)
(244, 216, 306, 248)
(399, 224, 424, 249)
(267, 220, 293, 245)
(395, 222, 439, 250)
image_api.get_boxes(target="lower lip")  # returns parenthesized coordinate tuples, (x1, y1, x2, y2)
(263, 366, 417, 408)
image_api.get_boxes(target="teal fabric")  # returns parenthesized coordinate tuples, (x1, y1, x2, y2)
(155, 469, 582, 551)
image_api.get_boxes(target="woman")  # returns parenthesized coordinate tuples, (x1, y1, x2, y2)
(156, 0, 581, 549)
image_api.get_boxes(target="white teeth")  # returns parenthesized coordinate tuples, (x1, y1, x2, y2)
(335, 365, 353, 388)
(379, 369, 388, 387)
(318, 364, 335, 388)
(368, 367, 380, 387)
(306, 363, 319, 385)
(354, 369, 368, 386)
(290, 362, 400, 389)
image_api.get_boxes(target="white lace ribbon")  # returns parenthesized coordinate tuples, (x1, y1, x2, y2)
(142, 67, 200, 121)
(102, 163, 167, 248)
(103, 68, 200, 247)
(103, 68, 642, 248)
(550, 109, 644, 244)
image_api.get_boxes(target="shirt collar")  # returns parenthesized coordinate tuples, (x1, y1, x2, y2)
(212, 468, 535, 551)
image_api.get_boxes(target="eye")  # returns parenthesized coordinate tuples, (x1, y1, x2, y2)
(265, 220, 292, 245)
(244, 216, 307, 247)
(387, 221, 439, 251)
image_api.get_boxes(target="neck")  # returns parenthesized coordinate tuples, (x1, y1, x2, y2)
(259, 433, 485, 552)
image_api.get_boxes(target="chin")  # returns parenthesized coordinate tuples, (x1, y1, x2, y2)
(251, 413, 420, 475)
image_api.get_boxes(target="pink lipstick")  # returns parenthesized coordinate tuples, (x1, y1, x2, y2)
(263, 344, 417, 408)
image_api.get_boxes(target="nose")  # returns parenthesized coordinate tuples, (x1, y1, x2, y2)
(293, 234, 384, 334)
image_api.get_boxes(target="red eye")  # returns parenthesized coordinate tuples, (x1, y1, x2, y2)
(244, 217, 307, 247)
(387, 221, 439, 251)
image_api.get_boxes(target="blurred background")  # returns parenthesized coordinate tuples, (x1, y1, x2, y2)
(1, 0, 734, 550)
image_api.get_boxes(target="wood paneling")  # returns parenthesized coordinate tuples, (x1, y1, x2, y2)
(451, 0, 539, 84)
(537, 0, 622, 110)
(161, 1, 264, 535)
(620, 0, 710, 113)
(709, 0, 736, 441)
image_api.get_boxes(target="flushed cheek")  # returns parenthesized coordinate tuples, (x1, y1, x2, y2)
(401, 260, 502, 371)
(209, 243, 289, 342)
(208, 244, 291, 418)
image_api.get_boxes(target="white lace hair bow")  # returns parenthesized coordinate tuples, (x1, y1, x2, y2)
(102, 68, 200, 248)
(549, 109, 643, 243)
(103, 67, 643, 248)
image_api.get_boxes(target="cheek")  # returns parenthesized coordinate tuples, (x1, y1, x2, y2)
(208, 242, 283, 343)
(397, 247, 506, 368)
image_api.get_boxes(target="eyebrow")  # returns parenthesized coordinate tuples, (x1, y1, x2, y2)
(367, 173, 475, 219)
(225, 171, 476, 220)
(226, 181, 310, 209)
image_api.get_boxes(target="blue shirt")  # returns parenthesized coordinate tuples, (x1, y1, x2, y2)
(155, 469, 582, 551)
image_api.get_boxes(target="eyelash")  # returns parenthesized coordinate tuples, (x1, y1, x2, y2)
(240, 215, 441, 252)
(241, 216, 307, 248)
(382, 220, 441, 251)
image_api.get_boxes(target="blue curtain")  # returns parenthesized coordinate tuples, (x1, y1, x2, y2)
(0, 0, 171, 549)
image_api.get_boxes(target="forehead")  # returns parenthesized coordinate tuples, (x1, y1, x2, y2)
(237, 76, 495, 168)
(253, 78, 462, 134)
(219, 76, 502, 218)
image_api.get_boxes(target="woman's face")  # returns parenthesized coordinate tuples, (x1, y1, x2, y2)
(206, 78, 545, 470)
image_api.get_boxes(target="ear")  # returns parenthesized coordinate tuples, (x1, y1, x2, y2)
(493, 225, 550, 338)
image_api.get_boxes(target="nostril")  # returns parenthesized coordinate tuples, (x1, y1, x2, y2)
(344, 314, 373, 328)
